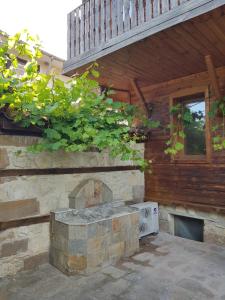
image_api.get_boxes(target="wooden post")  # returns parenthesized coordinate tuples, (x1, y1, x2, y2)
(205, 55, 220, 164)
(111, 0, 118, 38)
(205, 55, 221, 99)
(130, 79, 149, 117)
(70, 10, 75, 58)
(95, 0, 100, 46)
(75, 8, 80, 56)
(67, 13, 71, 59)
(80, 5, 85, 54)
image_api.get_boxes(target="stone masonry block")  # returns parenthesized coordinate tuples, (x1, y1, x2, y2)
(158, 207, 169, 221)
(0, 199, 39, 221)
(49, 247, 65, 270)
(87, 249, 109, 271)
(87, 237, 103, 252)
(23, 252, 48, 270)
(1, 239, 28, 258)
(51, 234, 68, 252)
(0, 177, 17, 185)
(112, 218, 122, 233)
(68, 239, 87, 255)
(131, 213, 139, 226)
(159, 219, 170, 233)
(109, 242, 125, 260)
(69, 225, 87, 240)
(87, 252, 104, 270)
(124, 239, 139, 257)
(51, 220, 69, 239)
(99, 219, 111, 235)
(112, 232, 122, 244)
(87, 223, 98, 238)
(204, 222, 225, 246)
(132, 185, 144, 201)
(67, 255, 87, 272)
(0, 148, 9, 169)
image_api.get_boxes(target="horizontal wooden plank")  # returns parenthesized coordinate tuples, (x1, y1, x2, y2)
(0, 165, 141, 177)
(145, 198, 225, 214)
(147, 185, 225, 201)
(146, 189, 225, 206)
(0, 214, 50, 231)
(149, 174, 225, 186)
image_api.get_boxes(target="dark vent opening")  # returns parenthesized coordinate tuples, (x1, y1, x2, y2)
(174, 215, 204, 242)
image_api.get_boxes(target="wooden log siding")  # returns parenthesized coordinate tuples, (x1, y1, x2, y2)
(137, 67, 225, 213)
(67, 0, 190, 59)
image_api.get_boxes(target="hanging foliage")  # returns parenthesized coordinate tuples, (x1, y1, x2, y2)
(208, 97, 225, 151)
(0, 30, 159, 171)
(165, 103, 205, 157)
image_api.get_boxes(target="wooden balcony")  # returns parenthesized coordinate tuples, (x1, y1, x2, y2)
(64, 0, 225, 75)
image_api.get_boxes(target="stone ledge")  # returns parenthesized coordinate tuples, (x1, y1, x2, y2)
(1, 140, 144, 170)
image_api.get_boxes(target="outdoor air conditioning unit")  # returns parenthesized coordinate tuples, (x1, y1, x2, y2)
(131, 202, 159, 238)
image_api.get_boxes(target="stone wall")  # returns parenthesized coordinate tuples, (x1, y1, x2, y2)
(0, 135, 144, 277)
(159, 205, 225, 246)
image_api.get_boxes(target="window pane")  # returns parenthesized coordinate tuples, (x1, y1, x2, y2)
(184, 98, 206, 155)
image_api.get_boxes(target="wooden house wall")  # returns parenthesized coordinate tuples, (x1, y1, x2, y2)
(130, 66, 225, 212)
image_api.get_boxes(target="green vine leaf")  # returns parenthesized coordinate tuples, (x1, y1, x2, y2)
(0, 31, 161, 171)
(208, 97, 225, 152)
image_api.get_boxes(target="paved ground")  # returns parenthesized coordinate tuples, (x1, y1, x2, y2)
(1, 233, 225, 300)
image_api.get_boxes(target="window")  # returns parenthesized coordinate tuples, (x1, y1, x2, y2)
(182, 95, 206, 155)
(170, 87, 211, 161)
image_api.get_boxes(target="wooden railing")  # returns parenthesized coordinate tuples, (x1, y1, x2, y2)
(67, 0, 189, 59)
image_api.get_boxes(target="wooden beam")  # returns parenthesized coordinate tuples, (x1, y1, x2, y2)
(0, 214, 50, 231)
(205, 55, 221, 99)
(130, 79, 149, 117)
(0, 165, 140, 178)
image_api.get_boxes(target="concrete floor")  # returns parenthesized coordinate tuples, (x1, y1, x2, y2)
(1, 233, 225, 300)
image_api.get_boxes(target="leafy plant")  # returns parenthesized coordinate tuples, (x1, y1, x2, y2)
(0, 30, 158, 170)
(208, 97, 225, 151)
(165, 103, 205, 157)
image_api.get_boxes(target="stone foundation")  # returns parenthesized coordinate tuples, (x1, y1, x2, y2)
(159, 204, 225, 246)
